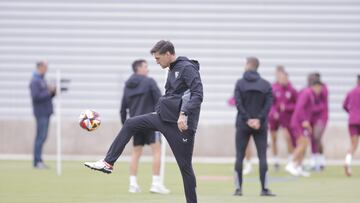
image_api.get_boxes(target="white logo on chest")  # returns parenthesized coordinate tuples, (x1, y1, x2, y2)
(175, 71, 179, 78)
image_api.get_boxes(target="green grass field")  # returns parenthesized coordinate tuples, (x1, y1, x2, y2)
(0, 160, 359, 203)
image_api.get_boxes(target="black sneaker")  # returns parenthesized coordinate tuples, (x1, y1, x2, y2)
(261, 189, 276, 196)
(233, 189, 242, 196)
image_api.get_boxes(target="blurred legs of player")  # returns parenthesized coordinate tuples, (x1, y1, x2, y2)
(310, 122, 326, 171)
(286, 136, 310, 177)
(243, 138, 253, 175)
(270, 128, 294, 171)
(269, 118, 281, 170)
(129, 146, 142, 193)
(345, 125, 360, 177)
(128, 132, 169, 194)
(149, 141, 170, 194)
(270, 130, 280, 170)
(284, 128, 295, 161)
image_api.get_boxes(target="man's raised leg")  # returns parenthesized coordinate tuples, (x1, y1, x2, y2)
(84, 113, 161, 173)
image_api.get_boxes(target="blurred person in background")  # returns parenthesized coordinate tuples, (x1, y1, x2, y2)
(268, 65, 298, 171)
(120, 59, 169, 194)
(233, 57, 275, 196)
(343, 75, 360, 177)
(29, 61, 56, 169)
(308, 73, 328, 171)
(285, 78, 323, 177)
(228, 97, 253, 175)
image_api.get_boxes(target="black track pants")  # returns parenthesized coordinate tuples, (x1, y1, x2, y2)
(234, 125, 269, 191)
(104, 113, 197, 203)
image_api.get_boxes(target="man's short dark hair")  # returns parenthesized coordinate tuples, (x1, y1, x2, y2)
(150, 40, 175, 55)
(36, 61, 47, 69)
(132, 59, 146, 73)
(246, 57, 260, 70)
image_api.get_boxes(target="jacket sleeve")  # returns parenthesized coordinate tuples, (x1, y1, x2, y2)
(180, 65, 203, 114)
(120, 89, 128, 125)
(343, 92, 350, 113)
(257, 85, 273, 122)
(234, 80, 251, 121)
(30, 80, 51, 103)
(149, 78, 162, 106)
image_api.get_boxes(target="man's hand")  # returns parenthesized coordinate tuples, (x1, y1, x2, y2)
(48, 85, 56, 95)
(48, 85, 56, 93)
(247, 119, 261, 130)
(177, 112, 188, 132)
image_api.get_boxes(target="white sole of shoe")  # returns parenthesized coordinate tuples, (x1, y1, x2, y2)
(84, 163, 112, 174)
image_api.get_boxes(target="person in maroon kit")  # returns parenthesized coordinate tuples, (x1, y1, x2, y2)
(268, 66, 298, 170)
(343, 75, 360, 177)
(285, 78, 323, 177)
(308, 73, 329, 171)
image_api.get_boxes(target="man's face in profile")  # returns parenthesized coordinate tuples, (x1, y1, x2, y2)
(154, 52, 171, 69)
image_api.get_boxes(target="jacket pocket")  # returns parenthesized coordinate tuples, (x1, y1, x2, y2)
(158, 95, 182, 123)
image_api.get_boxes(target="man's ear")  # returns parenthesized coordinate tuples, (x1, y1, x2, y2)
(166, 51, 171, 57)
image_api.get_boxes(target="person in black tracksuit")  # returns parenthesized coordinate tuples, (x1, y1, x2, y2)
(85, 40, 203, 203)
(233, 57, 275, 196)
(120, 62, 161, 124)
(120, 59, 169, 193)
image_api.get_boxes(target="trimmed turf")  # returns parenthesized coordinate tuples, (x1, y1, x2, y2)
(0, 160, 359, 203)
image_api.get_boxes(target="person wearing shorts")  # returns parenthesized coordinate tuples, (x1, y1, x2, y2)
(308, 73, 329, 171)
(343, 75, 360, 176)
(268, 66, 298, 170)
(119, 59, 169, 194)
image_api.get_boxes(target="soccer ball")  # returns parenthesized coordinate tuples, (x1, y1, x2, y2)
(79, 109, 101, 131)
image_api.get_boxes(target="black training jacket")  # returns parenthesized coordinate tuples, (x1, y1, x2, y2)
(234, 70, 273, 129)
(156, 56, 203, 131)
(120, 74, 161, 124)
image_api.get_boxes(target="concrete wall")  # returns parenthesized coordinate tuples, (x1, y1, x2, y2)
(1, 119, 358, 159)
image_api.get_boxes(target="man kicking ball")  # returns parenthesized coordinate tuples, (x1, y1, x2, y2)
(84, 40, 203, 203)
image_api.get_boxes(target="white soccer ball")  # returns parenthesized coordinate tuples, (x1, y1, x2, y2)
(79, 109, 101, 131)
